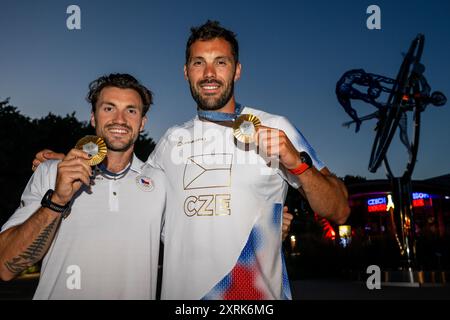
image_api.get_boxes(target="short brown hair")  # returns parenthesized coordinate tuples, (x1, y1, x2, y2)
(186, 20, 239, 64)
(87, 73, 153, 115)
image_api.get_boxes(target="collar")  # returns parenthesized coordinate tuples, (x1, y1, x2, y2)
(98, 154, 143, 175)
(130, 154, 145, 174)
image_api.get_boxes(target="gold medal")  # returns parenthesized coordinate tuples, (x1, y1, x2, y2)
(233, 114, 261, 144)
(75, 135, 107, 166)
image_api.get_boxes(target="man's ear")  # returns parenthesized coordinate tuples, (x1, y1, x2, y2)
(184, 65, 188, 80)
(140, 115, 148, 132)
(90, 112, 95, 128)
(234, 62, 242, 82)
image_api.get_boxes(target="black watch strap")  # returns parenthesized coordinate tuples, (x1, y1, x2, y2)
(41, 189, 70, 214)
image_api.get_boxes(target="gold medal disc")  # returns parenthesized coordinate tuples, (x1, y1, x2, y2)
(233, 114, 261, 144)
(75, 135, 107, 166)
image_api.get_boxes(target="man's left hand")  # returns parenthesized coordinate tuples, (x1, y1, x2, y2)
(282, 206, 294, 241)
(255, 126, 301, 170)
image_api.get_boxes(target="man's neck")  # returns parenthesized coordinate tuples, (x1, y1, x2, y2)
(200, 97, 237, 114)
(104, 148, 134, 173)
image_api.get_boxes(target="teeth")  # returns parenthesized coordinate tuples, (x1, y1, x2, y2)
(203, 86, 218, 90)
(110, 129, 127, 134)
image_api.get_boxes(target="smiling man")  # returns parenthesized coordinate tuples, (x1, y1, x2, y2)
(148, 20, 350, 300)
(0, 74, 165, 299)
(20, 21, 344, 301)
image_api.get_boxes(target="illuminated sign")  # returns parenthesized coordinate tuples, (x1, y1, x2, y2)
(412, 198, 432, 207)
(367, 197, 386, 206)
(412, 192, 430, 200)
(368, 193, 432, 212)
(412, 192, 432, 207)
(368, 205, 386, 212)
(367, 197, 387, 212)
(386, 194, 395, 211)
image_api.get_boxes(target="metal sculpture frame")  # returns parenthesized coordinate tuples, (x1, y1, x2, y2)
(337, 34, 446, 270)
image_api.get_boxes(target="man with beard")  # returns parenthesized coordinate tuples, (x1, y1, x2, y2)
(28, 21, 347, 300)
(0, 74, 165, 299)
(14, 70, 293, 300)
(147, 20, 350, 299)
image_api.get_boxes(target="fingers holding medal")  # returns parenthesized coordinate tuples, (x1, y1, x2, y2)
(75, 135, 107, 166)
(254, 125, 301, 170)
(53, 149, 91, 206)
(53, 136, 106, 206)
(233, 114, 302, 170)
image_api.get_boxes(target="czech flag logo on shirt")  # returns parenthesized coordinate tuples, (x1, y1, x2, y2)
(136, 175, 154, 192)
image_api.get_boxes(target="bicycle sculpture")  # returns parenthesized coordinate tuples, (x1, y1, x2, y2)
(336, 34, 446, 269)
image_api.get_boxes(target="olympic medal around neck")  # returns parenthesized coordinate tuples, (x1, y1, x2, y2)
(232, 114, 261, 145)
(75, 135, 107, 166)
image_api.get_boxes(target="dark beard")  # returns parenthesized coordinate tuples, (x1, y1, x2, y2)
(105, 139, 134, 152)
(102, 124, 136, 152)
(104, 137, 134, 152)
(190, 79, 235, 111)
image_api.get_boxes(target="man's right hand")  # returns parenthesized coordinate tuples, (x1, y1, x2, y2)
(32, 149, 65, 171)
(52, 149, 92, 206)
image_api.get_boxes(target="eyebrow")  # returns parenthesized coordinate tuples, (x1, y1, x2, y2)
(100, 102, 140, 109)
(190, 56, 205, 62)
(99, 101, 116, 107)
(189, 56, 232, 62)
(215, 56, 232, 61)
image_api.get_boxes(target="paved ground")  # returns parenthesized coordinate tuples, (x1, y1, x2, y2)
(1, 276, 449, 300)
(291, 279, 450, 300)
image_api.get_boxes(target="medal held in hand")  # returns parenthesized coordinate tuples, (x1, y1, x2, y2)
(232, 114, 261, 144)
(75, 135, 107, 166)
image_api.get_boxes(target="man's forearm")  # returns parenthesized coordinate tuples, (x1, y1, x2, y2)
(0, 208, 62, 281)
(297, 167, 350, 225)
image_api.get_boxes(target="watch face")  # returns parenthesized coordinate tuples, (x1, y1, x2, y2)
(300, 152, 312, 167)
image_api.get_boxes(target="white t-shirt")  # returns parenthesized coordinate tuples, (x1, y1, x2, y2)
(1, 155, 166, 300)
(148, 106, 324, 300)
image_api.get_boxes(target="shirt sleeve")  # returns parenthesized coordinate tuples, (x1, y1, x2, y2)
(1, 161, 58, 233)
(276, 116, 326, 189)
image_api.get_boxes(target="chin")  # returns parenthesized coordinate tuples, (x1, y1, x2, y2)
(200, 98, 227, 110)
(105, 140, 133, 152)
(109, 145, 133, 152)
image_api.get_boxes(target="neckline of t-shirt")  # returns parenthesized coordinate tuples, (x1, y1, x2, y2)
(194, 106, 249, 122)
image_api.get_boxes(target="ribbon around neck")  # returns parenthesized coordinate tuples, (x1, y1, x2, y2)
(197, 103, 244, 122)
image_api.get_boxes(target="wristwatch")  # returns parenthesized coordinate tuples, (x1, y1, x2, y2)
(288, 151, 313, 175)
(41, 189, 71, 216)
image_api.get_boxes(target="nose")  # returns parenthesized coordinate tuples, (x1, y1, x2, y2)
(203, 62, 216, 79)
(113, 110, 127, 124)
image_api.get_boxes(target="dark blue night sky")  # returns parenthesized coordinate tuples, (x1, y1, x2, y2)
(1, 0, 449, 179)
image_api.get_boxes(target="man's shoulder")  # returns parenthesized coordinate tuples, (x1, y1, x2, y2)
(35, 159, 60, 176)
(132, 155, 163, 174)
(243, 106, 289, 127)
(160, 118, 196, 140)
(169, 118, 196, 131)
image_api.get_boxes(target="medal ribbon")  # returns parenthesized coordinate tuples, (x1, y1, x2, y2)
(197, 103, 244, 122)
